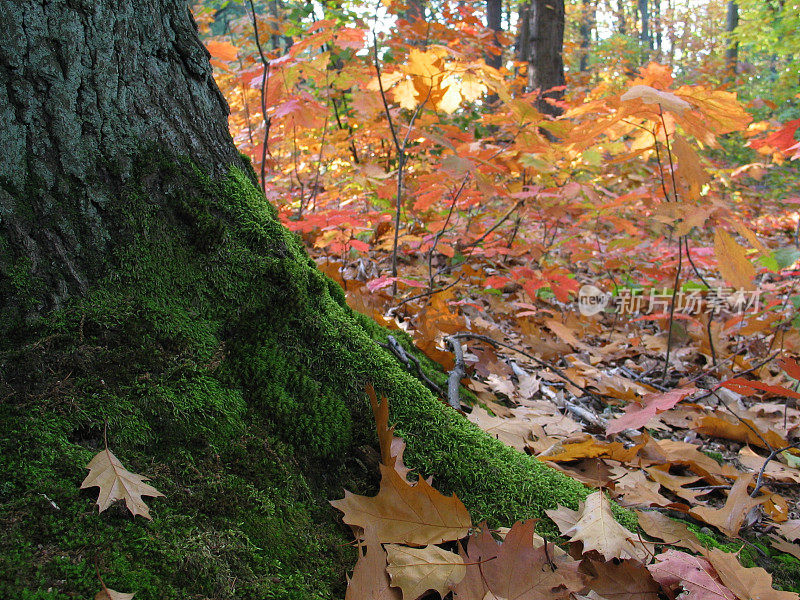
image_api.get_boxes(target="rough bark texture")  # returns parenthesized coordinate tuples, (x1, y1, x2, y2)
(0, 0, 245, 321)
(517, 0, 566, 116)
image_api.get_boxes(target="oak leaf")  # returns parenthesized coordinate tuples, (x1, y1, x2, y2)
(330, 464, 471, 545)
(386, 544, 465, 600)
(636, 510, 703, 553)
(346, 528, 402, 600)
(95, 589, 135, 600)
(689, 474, 765, 538)
(564, 492, 653, 562)
(605, 388, 697, 435)
(586, 558, 660, 600)
(481, 520, 584, 600)
(80, 449, 164, 520)
(778, 519, 800, 542)
(705, 548, 800, 600)
(647, 550, 734, 600)
(453, 524, 500, 600)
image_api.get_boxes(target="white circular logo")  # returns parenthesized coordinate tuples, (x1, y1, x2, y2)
(577, 284, 609, 316)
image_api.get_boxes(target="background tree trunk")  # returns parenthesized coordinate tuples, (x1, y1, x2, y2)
(725, 1, 740, 79)
(517, 0, 566, 116)
(579, 0, 595, 72)
(486, 0, 503, 70)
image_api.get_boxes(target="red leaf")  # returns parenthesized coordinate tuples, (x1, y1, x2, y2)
(606, 388, 698, 435)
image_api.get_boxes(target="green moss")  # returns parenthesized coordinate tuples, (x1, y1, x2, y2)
(0, 150, 633, 598)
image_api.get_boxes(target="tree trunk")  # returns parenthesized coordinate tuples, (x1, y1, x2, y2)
(517, 0, 566, 116)
(639, 0, 652, 53)
(579, 0, 595, 72)
(0, 1, 620, 597)
(0, 0, 243, 322)
(486, 0, 503, 70)
(725, 1, 739, 79)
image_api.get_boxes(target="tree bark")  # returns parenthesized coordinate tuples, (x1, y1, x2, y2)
(517, 0, 566, 116)
(486, 0, 503, 70)
(0, 0, 244, 321)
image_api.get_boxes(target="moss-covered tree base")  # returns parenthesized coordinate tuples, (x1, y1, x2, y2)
(0, 151, 639, 599)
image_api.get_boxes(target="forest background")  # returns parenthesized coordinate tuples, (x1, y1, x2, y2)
(3, 0, 800, 598)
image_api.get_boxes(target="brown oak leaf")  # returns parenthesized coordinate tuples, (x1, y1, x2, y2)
(330, 464, 471, 545)
(81, 449, 164, 520)
(386, 544, 465, 600)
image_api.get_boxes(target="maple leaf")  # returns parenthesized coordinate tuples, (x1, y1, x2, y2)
(673, 135, 710, 201)
(386, 544, 465, 600)
(346, 527, 403, 600)
(606, 387, 697, 435)
(480, 520, 584, 600)
(205, 40, 238, 62)
(330, 464, 471, 545)
(689, 474, 766, 538)
(705, 548, 800, 600)
(80, 449, 164, 520)
(713, 229, 756, 291)
(620, 84, 690, 115)
(648, 549, 735, 600)
(563, 492, 653, 562)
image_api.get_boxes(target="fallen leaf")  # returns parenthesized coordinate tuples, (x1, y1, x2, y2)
(606, 388, 697, 435)
(738, 446, 800, 484)
(346, 528, 402, 600)
(645, 466, 710, 504)
(330, 464, 471, 545)
(647, 549, 735, 600)
(80, 449, 164, 520)
(453, 524, 500, 600)
(705, 548, 800, 600)
(386, 544, 465, 600)
(586, 558, 660, 600)
(689, 474, 765, 538)
(695, 414, 788, 452)
(636, 510, 704, 552)
(565, 492, 654, 562)
(95, 588, 135, 600)
(769, 534, 800, 561)
(481, 520, 584, 600)
(778, 519, 800, 542)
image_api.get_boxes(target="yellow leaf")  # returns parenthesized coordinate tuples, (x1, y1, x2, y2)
(393, 79, 418, 110)
(81, 449, 164, 520)
(386, 544, 465, 600)
(621, 85, 690, 115)
(713, 229, 756, 291)
(673, 135, 710, 201)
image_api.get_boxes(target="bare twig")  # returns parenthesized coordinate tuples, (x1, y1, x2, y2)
(750, 441, 800, 498)
(445, 336, 466, 409)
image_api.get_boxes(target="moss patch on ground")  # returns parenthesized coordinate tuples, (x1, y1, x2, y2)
(1, 152, 629, 598)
